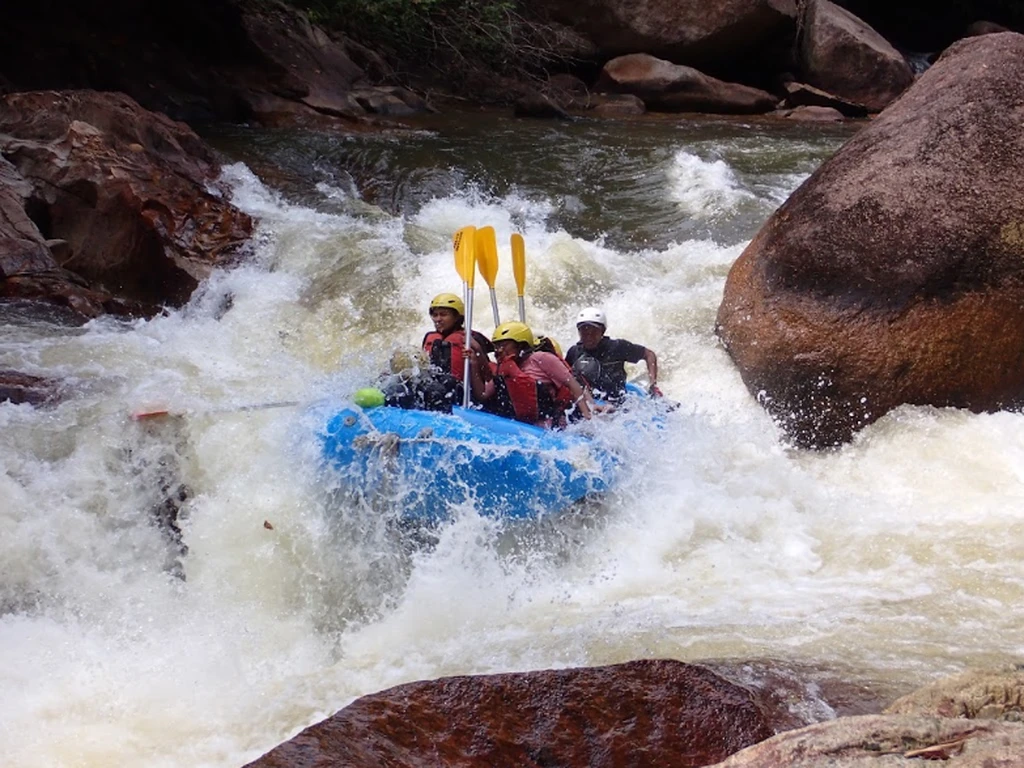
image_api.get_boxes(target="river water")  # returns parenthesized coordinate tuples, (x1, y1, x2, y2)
(2, 112, 1023, 767)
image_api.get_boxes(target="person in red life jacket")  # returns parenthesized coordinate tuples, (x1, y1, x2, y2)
(412, 292, 492, 410)
(422, 293, 490, 374)
(566, 306, 661, 403)
(474, 321, 592, 428)
(382, 293, 493, 412)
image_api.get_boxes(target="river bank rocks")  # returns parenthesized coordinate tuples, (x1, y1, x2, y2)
(0, 90, 252, 318)
(0, 0, 428, 126)
(3, 0, 1018, 126)
(715, 31, 1024, 449)
(799, 0, 914, 112)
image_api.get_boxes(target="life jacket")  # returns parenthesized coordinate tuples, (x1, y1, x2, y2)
(571, 351, 626, 403)
(423, 329, 466, 377)
(422, 329, 493, 381)
(491, 355, 575, 427)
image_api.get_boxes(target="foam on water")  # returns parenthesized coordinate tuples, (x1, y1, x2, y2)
(667, 150, 753, 219)
(3, 136, 1024, 768)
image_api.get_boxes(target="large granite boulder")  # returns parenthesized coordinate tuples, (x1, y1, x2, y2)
(799, 0, 914, 112)
(245, 660, 775, 767)
(715, 32, 1024, 448)
(0, 90, 253, 314)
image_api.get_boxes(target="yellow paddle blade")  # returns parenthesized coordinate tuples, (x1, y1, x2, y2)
(475, 226, 499, 286)
(511, 233, 526, 295)
(453, 226, 476, 284)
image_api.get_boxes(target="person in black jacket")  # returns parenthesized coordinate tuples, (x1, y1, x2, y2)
(565, 306, 661, 402)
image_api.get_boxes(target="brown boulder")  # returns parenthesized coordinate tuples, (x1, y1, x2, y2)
(245, 660, 774, 768)
(239, 2, 366, 119)
(715, 32, 1024, 448)
(799, 0, 914, 112)
(0, 90, 252, 311)
(596, 54, 778, 114)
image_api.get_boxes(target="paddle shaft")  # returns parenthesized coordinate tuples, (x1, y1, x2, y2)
(462, 290, 474, 408)
(132, 399, 301, 420)
(455, 227, 478, 410)
(511, 233, 526, 323)
(488, 290, 500, 326)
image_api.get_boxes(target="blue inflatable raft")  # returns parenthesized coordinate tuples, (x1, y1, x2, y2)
(317, 403, 619, 522)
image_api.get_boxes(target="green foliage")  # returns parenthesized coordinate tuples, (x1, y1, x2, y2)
(286, 0, 560, 82)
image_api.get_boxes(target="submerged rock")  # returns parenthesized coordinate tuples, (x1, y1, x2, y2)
(0, 369, 60, 406)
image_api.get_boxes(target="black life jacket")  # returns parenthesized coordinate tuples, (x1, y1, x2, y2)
(422, 329, 466, 377)
(422, 329, 493, 380)
(571, 352, 626, 403)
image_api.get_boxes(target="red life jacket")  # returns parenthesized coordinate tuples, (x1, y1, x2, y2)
(493, 354, 575, 427)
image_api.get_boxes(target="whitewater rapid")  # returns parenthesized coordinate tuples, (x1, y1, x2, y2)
(3, 133, 1023, 768)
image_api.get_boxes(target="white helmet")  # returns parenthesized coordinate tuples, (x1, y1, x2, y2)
(576, 307, 607, 328)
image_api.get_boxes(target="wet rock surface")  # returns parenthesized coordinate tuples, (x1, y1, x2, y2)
(0, 368, 61, 406)
(246, 660, 776, 768)
(0, 89, 253, 315)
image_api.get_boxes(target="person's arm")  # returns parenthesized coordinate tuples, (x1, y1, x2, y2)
(643, 347, 661, 397)
(565, 375, 592, 420)
(540, 352, 592, 420)
(468, 339, 495, 402)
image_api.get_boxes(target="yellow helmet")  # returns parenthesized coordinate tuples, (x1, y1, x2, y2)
(429, 292, 464, 316)
(491, 321, 534, 345)
(534, 334, 563, 357)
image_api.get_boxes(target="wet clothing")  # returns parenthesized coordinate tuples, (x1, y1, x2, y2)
(487, 351, 577, 427)
(382, 371, 462, 413)
(566, 337, 647, 402)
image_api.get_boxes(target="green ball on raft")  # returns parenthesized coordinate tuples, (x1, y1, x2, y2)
(353, 387, 386, 408)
